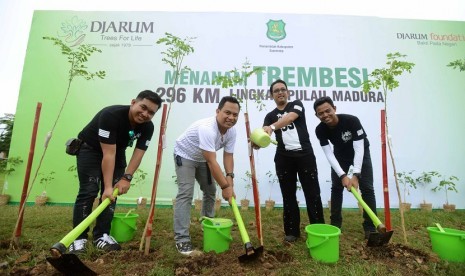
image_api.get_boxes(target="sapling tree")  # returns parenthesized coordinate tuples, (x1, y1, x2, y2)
(38, 171, 56, 196)
(447, 58, 465, 71)
(241, 170, 253, 201)
(11, 36, 106, 247)
(0, 157, 23, 179)
(156, 33, 195, 126)
(132, 169, 148, 197)
(0, 157, 23, 195)
(265, 170, 278, 201)
(139, 34, 195, 248)
(431, 175, 459, 205)
(416, 171, 440, 204)
(43, 36, 106, 131)
(396, 171, 417, 204)
(213, 57, 266, 112)
(361, 52, 415, 244)
(31, 37, 106, 191)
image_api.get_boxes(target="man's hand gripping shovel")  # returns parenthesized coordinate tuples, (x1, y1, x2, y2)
(347, 167, 393, 247)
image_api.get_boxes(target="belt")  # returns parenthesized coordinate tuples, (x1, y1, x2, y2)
(285, 148, 302, 152)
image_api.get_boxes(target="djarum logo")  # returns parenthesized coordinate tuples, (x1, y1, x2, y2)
(266, 20, 286, 42)
(58, 16, 88, 47)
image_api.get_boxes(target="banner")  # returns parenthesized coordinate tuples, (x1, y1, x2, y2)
(6, 11, 465, 208)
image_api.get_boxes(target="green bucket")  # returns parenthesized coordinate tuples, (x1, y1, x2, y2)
(202, 218, 233, 253)
(427, 226, 465, 262)
(110, 213, 139, 243)
(305, 224, 341, 263)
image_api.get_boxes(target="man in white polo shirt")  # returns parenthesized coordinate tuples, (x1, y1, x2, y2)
(173, 96, 240, 255)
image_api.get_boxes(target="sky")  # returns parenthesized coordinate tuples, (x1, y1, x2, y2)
(1, 0, 464, 116)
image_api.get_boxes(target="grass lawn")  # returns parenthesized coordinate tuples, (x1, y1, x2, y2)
(1, 202, 465, 275)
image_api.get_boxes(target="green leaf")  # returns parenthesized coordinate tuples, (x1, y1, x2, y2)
(447, 59, 465, 71)
(361, 52, 415, 95)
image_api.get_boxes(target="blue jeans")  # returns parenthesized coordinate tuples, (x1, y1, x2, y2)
(73, 144, 124, 240)
(173, 155, 216, 243)
(330, 150, 377, 232)
(275, 152, 325, 237)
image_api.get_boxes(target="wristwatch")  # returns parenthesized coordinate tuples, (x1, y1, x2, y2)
(122, 174, 133, 182)
(226, 172, 235, 179)
(270, 125, 276, 131)
(352, 173, 361, 179)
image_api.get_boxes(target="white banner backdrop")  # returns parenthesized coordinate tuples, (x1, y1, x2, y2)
(7, 11, 465, 209)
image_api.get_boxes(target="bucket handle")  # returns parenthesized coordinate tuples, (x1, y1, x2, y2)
(125, 209, 136, 217)
(306, 235, 329, 249)
(119, 218, 137, 231)
(216, 228, 233, 242)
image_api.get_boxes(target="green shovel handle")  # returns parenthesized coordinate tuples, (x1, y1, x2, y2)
(60, 188, 119, 247)
(350, 187, 382, 228)
(231, 197, 251, 244)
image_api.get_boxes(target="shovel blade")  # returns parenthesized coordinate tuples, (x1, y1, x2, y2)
(366, 230, 394, 247)
(46, 254, 97, 276)
(238, 246, 264, 263)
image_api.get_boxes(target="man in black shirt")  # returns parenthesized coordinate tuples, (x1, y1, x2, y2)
(70, 90, 162, 254)
(261, 79, 325, 243)
(314, 96, 377, 239)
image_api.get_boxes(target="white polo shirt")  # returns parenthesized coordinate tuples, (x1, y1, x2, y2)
(174, 116, 236, 162)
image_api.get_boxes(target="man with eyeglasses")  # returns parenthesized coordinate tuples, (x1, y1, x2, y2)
(69, 90, 162, 255)
(313, 96, 377, 239)
(259, 79, 325, 243)
(173, 96, 239, 255)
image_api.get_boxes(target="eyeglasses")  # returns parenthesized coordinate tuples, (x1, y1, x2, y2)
(272, 88, 287, 94)
(128, 130, 135, 147)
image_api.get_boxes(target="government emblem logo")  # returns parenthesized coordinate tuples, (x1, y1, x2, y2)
(266, 20, 286, 42)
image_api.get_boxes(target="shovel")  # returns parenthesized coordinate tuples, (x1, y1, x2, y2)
(230, 197, 263, 262)
(46, 188, 119, 275)
(350, 187, 393, 246)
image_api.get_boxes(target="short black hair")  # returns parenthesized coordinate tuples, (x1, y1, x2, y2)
(269, 79, 288, 96)
(218, 96, 241, 111)
(136, 90, 162, 108)
(313, 96, 335, 112)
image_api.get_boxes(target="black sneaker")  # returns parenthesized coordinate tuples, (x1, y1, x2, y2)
(284, 235, 298, 243)
(93, 234, 121, 251)
(176, 241, 193, 255)
(69, 238, 87, 255)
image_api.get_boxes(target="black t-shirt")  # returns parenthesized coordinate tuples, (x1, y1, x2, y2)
(263, 100, 313, 156)
(78, 105, 154, 167)
(315, 114, 369, 162)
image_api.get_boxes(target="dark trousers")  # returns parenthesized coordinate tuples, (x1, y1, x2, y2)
(73, 145, 124, 240)
(330, 151, 377, 232)
(275, 152, 325, 237)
